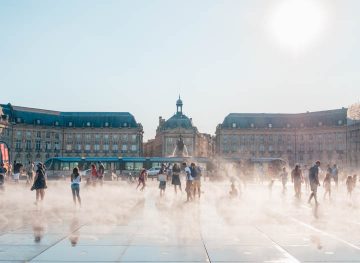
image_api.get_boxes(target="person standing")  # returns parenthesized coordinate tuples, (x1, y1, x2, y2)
(172, 163, 182, 194)
(308, 161, 321, 205)
(158, 164, 167, 197)
(183, 163, 193, 202)
(291, 165, 303, 199)
(13, 161, 23, 183)
(32, 163, 47, 205)
(331, 164, 339, 189)
(91, 164, 98, 186)
(346, 175, 354, 198)
(323, 172, 331, 200)
(26, 162, 35, 185)
(97, 162, 105, 186)
(280, 167, 288, 193)
(191, 163, 201, 199)
(0, 162, 7, 191)
(71, 167, 81, 206)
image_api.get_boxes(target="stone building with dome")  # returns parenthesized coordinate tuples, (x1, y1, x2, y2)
(144, 97, 214, 158)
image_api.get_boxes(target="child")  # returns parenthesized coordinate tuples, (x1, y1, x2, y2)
(136, 168, 147, 191)
(323, 172, 331, 200)
(158, 164, 167, 197)
(346, 176, 354, 198)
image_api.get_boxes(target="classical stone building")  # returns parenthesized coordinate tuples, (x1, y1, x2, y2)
(0, 103, 143, 164)
(347, 103, 360, 169)
(216, 109, 348, 167)
(144, 97, 214, 158)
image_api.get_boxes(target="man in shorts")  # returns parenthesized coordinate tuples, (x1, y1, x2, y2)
(191, 163, 202, 199)
(308, 161, 321, 205)
(183, 163, 193, 202)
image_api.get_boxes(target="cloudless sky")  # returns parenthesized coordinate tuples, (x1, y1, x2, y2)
(1, 0, 360, 140)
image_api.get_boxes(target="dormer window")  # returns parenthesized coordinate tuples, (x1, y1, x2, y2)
(105, 122, 109, 127)
(86, 122, 91, 127)
(16, 117, 21, 123)
(54, 121, 59, 126)
(250, 123, 254, 128)
(36, 119, 41, 125)
(268, 123, 272, 128)
(318, 121, 322, 126)
(232, 122, 236, 128)
(123, 122, 128, 127)
(338, 120, 343, 125)
(68, 121, 73, 127)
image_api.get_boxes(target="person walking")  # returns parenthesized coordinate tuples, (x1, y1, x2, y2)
(31, 163, 47, 205)
(97, 162, 105, 186)
(323, 172, 331, 200)
(172, 163, 182, 194)
(346, 175, 354, 198)
(26, 162, 35, 185)
(136, 168, 147, 191)
(308, 161, 321, 205)
(71, 167, 81, 206)
(291, 164, 303, 199)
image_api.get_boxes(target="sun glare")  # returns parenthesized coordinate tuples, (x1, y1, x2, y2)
(268, 0, 327, 52)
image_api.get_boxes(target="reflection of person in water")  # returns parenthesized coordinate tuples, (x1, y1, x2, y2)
(69, 216, 81, 246)
(32, 210, 46, 243)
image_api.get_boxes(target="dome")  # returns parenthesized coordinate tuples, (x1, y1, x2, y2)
(176, 97, 183, 106)
(162, 114, 193, 130)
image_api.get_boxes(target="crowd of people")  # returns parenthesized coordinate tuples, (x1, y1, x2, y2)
(0, 158, 359, 209)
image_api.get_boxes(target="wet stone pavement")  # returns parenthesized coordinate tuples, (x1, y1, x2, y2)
(0, 180, 360, 262)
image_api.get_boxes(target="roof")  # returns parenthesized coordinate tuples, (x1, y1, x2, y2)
(1, 103, 141, 128)
(220, 109, 348, 129)
(161, 113, 193, 130)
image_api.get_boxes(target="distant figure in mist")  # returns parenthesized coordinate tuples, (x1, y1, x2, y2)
(303, 165, 309, 191)
(191, 163, 201, 199)
(91, 164, 98, 186)
(346, 176, 354, 198)
(0, 162, 7, 191)
(136, 168, 147, 191)
(291, 164, 303, 199)
(158, 164, 167, 197)
(229, 183, 238, 199)
(26, 161, 35, 185)
(280, 167, 288, 193)
(331, 164, 339, 189)
(71, 167, 81, 206)
(308, 161, 321, 205)
(323, 172, 331, 200)
(13, 161, 23, 183)
(97, 162, 105, 186)
(31, 162, 47, 206)
(183, 162, 193, 202)
(267, 165, 276, 197)
(172, 163, 182, 194)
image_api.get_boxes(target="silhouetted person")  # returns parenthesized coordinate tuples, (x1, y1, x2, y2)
(308, 161, 321, 205)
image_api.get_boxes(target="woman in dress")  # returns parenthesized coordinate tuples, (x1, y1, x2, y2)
(32, 162, 47, 205)
(172, 163, 182, 194)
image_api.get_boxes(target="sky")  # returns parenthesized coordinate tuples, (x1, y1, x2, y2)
(1, 0, 360, 140)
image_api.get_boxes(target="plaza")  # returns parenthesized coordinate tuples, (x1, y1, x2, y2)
(1, 179, 360, 262)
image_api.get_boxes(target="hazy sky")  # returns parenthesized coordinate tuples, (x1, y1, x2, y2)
(1, 0, 359, 140)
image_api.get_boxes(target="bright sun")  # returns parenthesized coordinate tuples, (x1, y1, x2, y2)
(268, 0, 327, 52)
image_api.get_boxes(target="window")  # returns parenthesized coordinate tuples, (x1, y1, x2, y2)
(55, 133, 60, 139)
(55, 121, 59, 126)
(104, 144, 109, 151)
(45, 141, 51, 150)
(250, 123, 254, 128)
(16, 117, 21, 123)
(26, 140, 31, 150)
(75, 144, 81, 151)
(287, 123, 291, 128)
(35, 140, 41, 151)
(15, 140, 21, 149)
(67, 134, 73, 140)
(36, 131, 41, 138)
(94, 144, 100, 151)
(86, 122, 91, 127)
(131, 135, 136, 142)
(36, 119, 41, 125)
(338, 120, 343, 125)
(259, 145, 265, 152)
(104, 122, 109, 127)
(26, 131, 32, 138)
(104, 134, 110, 142)
(268, 123, 272, 128)
(85, 134, 91, 141)
(131, 145, 137, 151)
(66, 144, 72, 151)
(123, 122, 128, 127)
(232, 122, 236, 128)
(76, 134, 82, 140)
(122, 145, 127, 151)
(16, 131, 22, 138)
(85, 144, 91, 151)
(95, 134, 101, 141)
(122, 134, 128, 142)
(269, 145, 274, 152)
(112, 134, 119, 142)
(112, 144, 118, 151)
(68, 121, 73, 127)
(46, 132, 51, 138)
(54, 142, 60, 150)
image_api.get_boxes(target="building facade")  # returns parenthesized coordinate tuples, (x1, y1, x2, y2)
(144, 97, 214, 158)
(347, 103, 360, 169)
(216, 109, 348, 167)
(0, 103, 143, 165)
